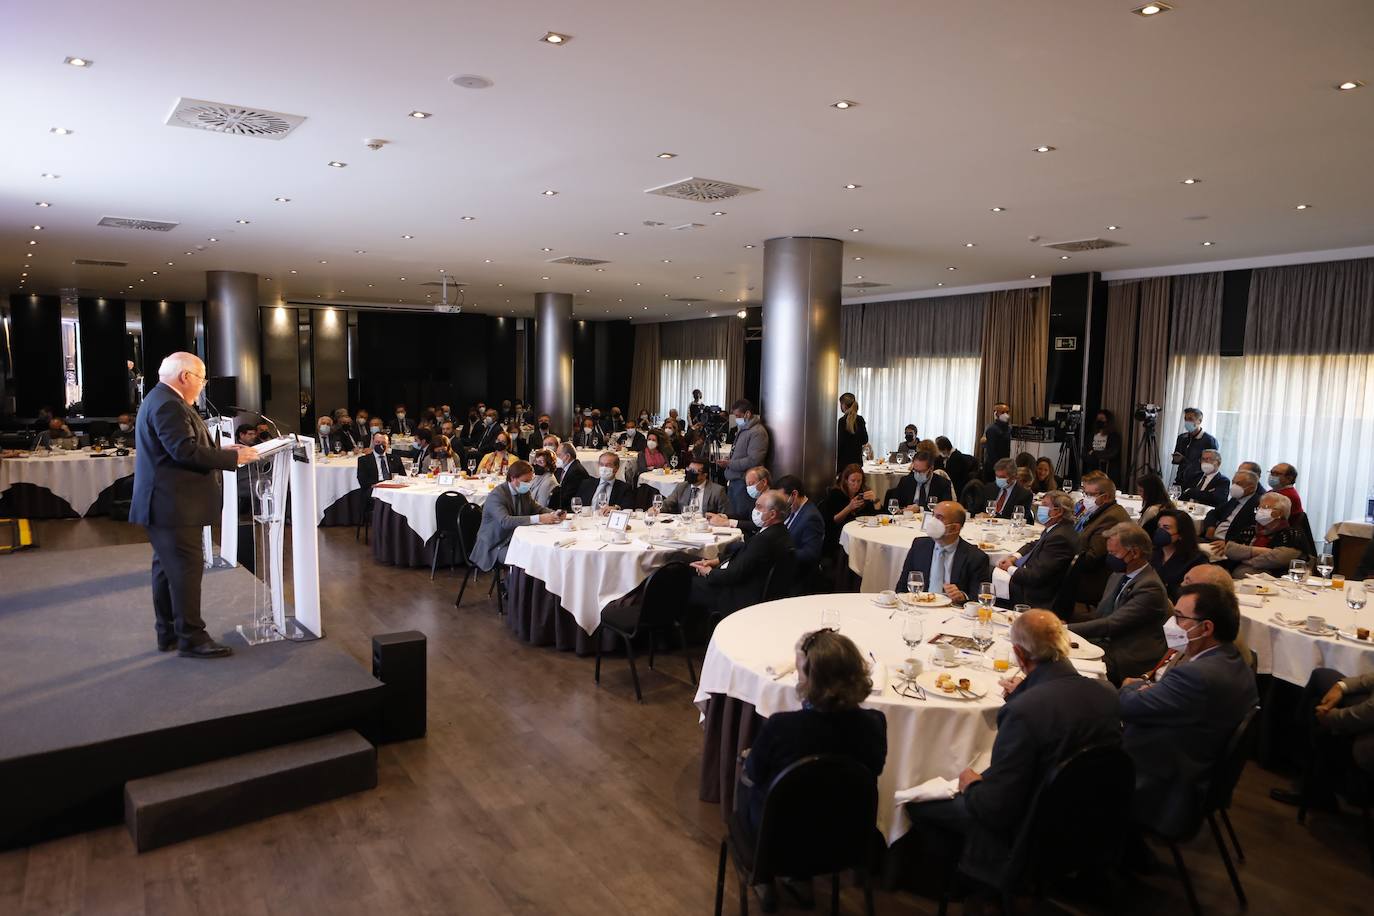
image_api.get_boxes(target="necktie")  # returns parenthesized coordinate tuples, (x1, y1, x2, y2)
(377, 454, 390, 481)
(688, 486, 698, 509)
(596, 480, 612, 505)
(929, 544, 948, 594)
(995, 487, 1008, 515)
(1103, 575, 1130, 615)
(917, 482, 927, 505)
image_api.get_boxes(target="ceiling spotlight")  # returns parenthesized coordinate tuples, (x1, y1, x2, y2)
(236, 218, 250, 224)
(990, 206, 1005, 212)
(541, 189, 559, 196)
(937, 282, 944, 287)
(540, 31, 572, 44)
(542, 276, 550, 281)
(184, 251, 194, 255)
(64, 56, 93, 67)
(401, 234, 414, 239)
(28, 240, 37, 245)
(398, 276, 406, 280)
(207, 237, 218, 242)
(744, 244, 755, 249)
(1034, 145, 1056, 153)
(319, 259, 328, 264)
(1060, 254, 1071, 260)
(831, 100, 858, 109)
(36, 202, 51, 207)
(461, 215, 475, 221)
(616, 231, 628, 236)
(327, 160, 347, 168)
(855, 275, 863, 280)
(736, 309, 747, 319)
(1132, 2, 1173, 15)
(1029, 274, 1037, 279)
(484, 258, 493, 263)
(1201, 241, 1215, 247)
(657, 152, 677, 159)
(274, 196, 290, 202)
(1337, 80, 1365, 91)
(40, 173, 60, 179)
(49, 127, 73, 135)
(661, 259, 671, 263)
(964, 242, 976, 248)
(151, 270, 158, 275)
(712, 210, 726, 216)
(354, 249, 366, 254)
(853, 256, 863, 261)
(844, 183, 861, 190)
(31, 225, 42, 231)
(408, 110, 432, 119)
(167, 261, 175, 266)
(947, 266, 958, 271)
(1295, 203, 1311, 210)
(1180, 178, 1200, 185)
(850, 227, 862, 233)
(1107, 225, 1120, 230)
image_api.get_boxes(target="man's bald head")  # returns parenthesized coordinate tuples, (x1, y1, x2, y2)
(1182, 563, 1235, 593)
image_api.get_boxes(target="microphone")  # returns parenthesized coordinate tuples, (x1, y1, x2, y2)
(226, 405, 283, 441)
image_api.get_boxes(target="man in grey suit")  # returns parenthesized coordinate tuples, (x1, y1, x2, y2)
(1069, 522, 1173, 684)
(471, 460, 562, 572)
(131, 352, 259, 657)
(997, 490, 1079, 608)
(661, 458, 727, 514)
(718, 399, 770, 516)
(1119, 583, 1258, 836)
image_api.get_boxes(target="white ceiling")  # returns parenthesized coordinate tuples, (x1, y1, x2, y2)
(3, 0, 1372, 319)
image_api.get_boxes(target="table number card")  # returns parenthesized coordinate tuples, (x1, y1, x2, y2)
(436, 473, 456, 486)
(607, 509, 631, 533)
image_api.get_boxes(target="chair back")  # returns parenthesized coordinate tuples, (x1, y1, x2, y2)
(1050, 553, 1080, 619)
(456, 501, 483, 563)
(636, 561, 694, 629)
(752, 754, 878, 882)
(1003, 742, 1135, 890)
(1291, 512, 1318, 561)
(762, 546, 797, 601)
(434, 491, 467, 535)
(958, 478, 984, 514)
(1203, 705, 1262, 815)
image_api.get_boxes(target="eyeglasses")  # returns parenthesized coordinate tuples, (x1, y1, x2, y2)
(1173, 613, 1205, 624)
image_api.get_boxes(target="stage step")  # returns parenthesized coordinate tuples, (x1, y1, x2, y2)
(123, 730, 377, 852)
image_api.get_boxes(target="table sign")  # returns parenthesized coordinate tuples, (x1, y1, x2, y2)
(436, 473, 456, 486)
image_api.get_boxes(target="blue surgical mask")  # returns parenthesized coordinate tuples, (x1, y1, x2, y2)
(319, 425, 331, 435)
(516, 480, 533, 495)
(1035, 505, 1051, 525)
(1267, 474, 1281, 489)
(913, 471, 929, 484)
(996, 477, 1011, 490)
(746, 483, 761, 499)
(735, 416, 747, 429)
(1183, 421, 1197, 433)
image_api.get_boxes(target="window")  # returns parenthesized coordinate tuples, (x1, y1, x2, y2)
(839, 356, 982, 457)
(658, 358, 725, 422)
(60, 317, 82, 411)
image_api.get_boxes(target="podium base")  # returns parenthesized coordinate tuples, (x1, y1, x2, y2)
(236, 617, 318, 646)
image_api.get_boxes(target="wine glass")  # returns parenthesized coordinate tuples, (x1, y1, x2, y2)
(901, 613, 924, 650)
(466, 458, 476, 477)
(888, 498, 900, 521)
(1288, 559, 1309, 585)
(1347, 582, 1367, 612)
(985, 500, 997, 518)
(670, 454, 679, 470)
(1317, 552, 1334, 582)
(972, 623, 994, 653)
(978, 581, 995, 622)
(1167, 484, 1182, 502)
(908, 571, 925, 600)
(570, 496, 583, 517)
(1062, 478, 1073, 495)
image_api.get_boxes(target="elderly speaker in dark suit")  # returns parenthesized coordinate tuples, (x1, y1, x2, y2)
(471, 460, 561, 572)
(997, 490, 1080, 608)
(891, 450, 955, 510)
(130, 352, 258, 658)
(894, 500, 990, 603)
(1069, 522, 1173, 684)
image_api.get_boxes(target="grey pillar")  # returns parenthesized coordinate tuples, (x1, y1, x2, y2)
(535, 292, 574, 437)
(760, 237, 843, 499)
(204, 270, 262, 413)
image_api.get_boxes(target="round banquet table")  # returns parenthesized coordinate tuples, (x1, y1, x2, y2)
(314, 455, 366, 526)
(369, 475, 494, 567)
(694, 592, 1108, 843)
(576, 448, 636, 482)
(0, 448, 137, 518)
(839, 516, 1039, 594)
(1236, 574, 1374, 687)
(504, 515, 742, 654)
(638, 469, 686, 498)
(862, 462, 910, 506)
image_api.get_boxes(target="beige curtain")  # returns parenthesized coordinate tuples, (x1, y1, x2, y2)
(976, 288, 1049, 433)
(627, 322, 660, 418)
(1102, 277, 1171, 484)
(652, 316, 747, 404)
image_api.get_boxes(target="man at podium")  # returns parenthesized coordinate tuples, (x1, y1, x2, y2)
(131, 352, 259, 658)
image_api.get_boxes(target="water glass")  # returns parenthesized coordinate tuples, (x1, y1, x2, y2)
(992, 643, 1012, 673)
(1167, 484, 1181, 502)
(973, 624, 994, 653)
(1317, 552, 1334, 582)
(927, 498, 938, 514)
(467, 459, 476, 476)
(821, 608, 841, 631)
(1062, 479, 1074, 495)
(985, 501, 997, 518)
(888, 498, 900, 520)
(1012, 506, 1025, 524)
(1289, 559, 1309, 584)
(901, 613, 924, 649)
(978, 581, 995, 611)
(1013, 604, 1030, 620)
(670, 455, 679, 470)
(1348, 582, 1368, 612)
(908, 571, 925, 598)
(570, 497, 583, 516)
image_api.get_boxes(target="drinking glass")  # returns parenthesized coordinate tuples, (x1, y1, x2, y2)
(888, 498, 900, 520)
(651, 494, 664, 516)
(570, 497, 583, 516)
(467, 458, 476, 476)
(992, 643, 1012, 672)
(1317, 552, 1334, 582)
(1062, 479, 1073, 495)
(908, 571, 925, 599)
(927, 498, 938, 514)
(670, 455, 679, 470)
(1012, 506, 1025, 524)
(1289, 559, 1309, 584)
(985, 501, 997, 518)
(1348, 582, 1368, 612)
(973, 624, 994, 653)
(1167, 484, 1181, 502)
(821, 608, 841, 631)
(901, 613, 924, 649)
(1013, 604, 1031, 621)
(978, 582, 995, 622)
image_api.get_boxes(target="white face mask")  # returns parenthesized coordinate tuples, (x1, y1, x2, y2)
(556, 457, 569, 470)
(1163, 616, 1203, 653)
(599, 466, 615, 480)
(1200, 462, 1218, 475)
(1228, 483, 1246, 500)
(118, 423, 131, 432)
(922, 513, 948, 540)
(1255, 508, 1274, 526)
(997, 412, 1010, 423)
(751, 508, 765, 528)
(646, 439, 658, 450)
(1080, 495, 1097, 513)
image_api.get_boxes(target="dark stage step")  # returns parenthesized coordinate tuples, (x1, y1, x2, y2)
(124, 730, 377, 852)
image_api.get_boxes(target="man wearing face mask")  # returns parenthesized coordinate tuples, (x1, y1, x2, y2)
(1170, 408, 1217, 491)
(618, 419, 647, 454)
(1212, 491, 1304, 576)
(105, 412, 136, 446)
(980, 403, 1012, 480)
(663, 458, 727, 515)
(315, 415, 342, 455)
(892, 450, 954, 510)
(936, 436, 977, 495)
(607, 406, 624, 433)
(392, 404, 412, 437)
(1200, 469, 1262, 543)
(689, 490, 796, 617)
(527, 414, 554, 453)
(1118, 583, 1257, 836)
(476, 433, 514, 476)
(357, 432, 405, 492)
(577, 451, 632, 513)
(550, 442, 591, 511)
(708, 466, 771, 536)
(894, 500, 990, 603)
(472, 409, 503, 456)
(998, 490, 1080, 608)
(976, 458, 1033, 520)
(1179, 448, 1229, 507)
(1267, 462, 1303, 516)
(471, 460, 562, 572)
(410, 427, 435, 470)
(719, 399, 771, 516)
(1070, 471, 1132, 608)
(893, 424, 920, 463)
(573, 415, 605, 449)
(774, 475, 826, 588)
(1069, 523, 1173, 683)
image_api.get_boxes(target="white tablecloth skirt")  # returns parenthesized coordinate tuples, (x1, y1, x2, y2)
(840, 518, 1037, 594)
(313, 459, 362, 524)
(369, 477, 494, 542)
(862, 463, 909, 506)
(1237, 577, 1374, 687)
(0, 450, 137, 516)
(638, 470, 686, 498)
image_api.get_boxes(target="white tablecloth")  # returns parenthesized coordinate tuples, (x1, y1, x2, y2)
(504, 517, 741, 634)
(313, 457, 362, 524)
(0, 449, 137, 516)
(862, 462, 909, 506)
(1327, 520, 1373, 542)
(576, 448, 636, 482)
(369, 476, 494, 542)
(1116, 495, 1209, 529)
(839, 518, 1040, 594)
(1237, 575, 1374, 687)
(695, 592, 1107, 843)
(639, 469, 686, 498)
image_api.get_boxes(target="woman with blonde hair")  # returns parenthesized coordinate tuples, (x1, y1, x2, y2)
(836, 392, 869, 472)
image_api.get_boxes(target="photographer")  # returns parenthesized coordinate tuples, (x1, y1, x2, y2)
(1171, 407, 1219, 491)
(1082, 408, 1123, 482)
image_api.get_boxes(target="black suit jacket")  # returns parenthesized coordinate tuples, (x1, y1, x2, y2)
(573, 428, 606, 449)
(944, 450, 979, 493)
(891, 472, 954, 509)
(1202, 492, 1260, 543)
(894, 537, 991, 599)
(391, 414, 414, 436)
(696, 523, 796, 615)
(552, 460, 592, 511)
(1172, 430, 1219, 491)
(977, 481, 1034, 520)
(1181, 472, 1230, 508)
(356, 450, 405, 489)
(471, 422, 503, 455)
(130, 382, 238, 527)
(1009, 522, 1080, 607)
(576, 477, 633, 509)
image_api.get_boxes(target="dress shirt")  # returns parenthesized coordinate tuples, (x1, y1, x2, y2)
(1015, 521, 1059, 567)
(1214, 493, 1254, 541)
(592, 478, 614, 506)
(374, 451, 391, 481)
(929, 540, 955, 594)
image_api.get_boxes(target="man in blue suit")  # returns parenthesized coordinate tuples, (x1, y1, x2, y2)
(774, 475, 826, 593)
(1119, 583, 1258, 836)
(894, 500, 991, 603)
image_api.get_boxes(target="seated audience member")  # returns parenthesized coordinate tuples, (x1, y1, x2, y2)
(334, 414, 359, 450)
(255, 421, 272, 441)
(618, 419, 648, 453)
(45, 416, 74, 440)
(392, 404, 413, 436)
(577, 451, 633, 512)
(366, 415, 384, 440)
(1069, 523, 1173, 683)
(1072, 471, 1133, 607)
(1180, 448, 1229, 507)
(892, 424, 921, 462)
(917, 439, 943, 470)
(473, 409, 503, 455)
(1015, 466, 1034, 491)
(526, 414, 552, 452)
(463, 408, 483, 445)
(411, 427, 435, 469)
(998, 490, 1079, 608)
(551, 442, 590, 511)
(108, 413, 136, 445)
(821, 464, 879, 551)
(892, 450, 954, 510)
(707, 466, 771, 535)
(476, 433, 515, 476)
(1082, 409, 1123, 482)
(503, 420, 529, 459)
(1135, 471, 1175, 532)
(636, 428, 673, 474)
(977, 458, 1034, 521)
(314, 415, 342, 454)
(663, 457, 728, 514)
(1211, 491, 1305, 576)
(938, 436, 978, 494)
(528, 448, 557, 506)
(775, 474, 826, 580)
(1151, 508, 1208, 601)
(356, 408, 372, 432)
(737, 629, 886, 909)
(427, 435, 455, 473)
(688, 490, 796, 616)
(1171, 407, 1218, 492)
(235, 424, 258, 447)
(1031, 457, 1057, 494)
(895, 500, 990, 603)
(471, 461, 562, 572)
(1271, 668, 1374, 811)
(357, 432, 405, 488)
(1201, 469, 1261, 542)
(1119, 583, 1258, 836)
(906, 611, 1120, 889)
(1238, 461, 1267, 494)
(1267, 463, 1304, 517)
(573, 415, 605, 449)
(500, 399, 514, 421)
(540, 432, 561, 455)
(438, 419, 457, 442)
(606, 406, 624, 433)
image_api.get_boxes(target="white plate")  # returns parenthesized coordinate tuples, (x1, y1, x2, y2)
(900, 593, 953, 609)
(871, 598, 900, 610)
(1300, 625, 1336, 637)
(1067, 639, 1105, 661)
(916, 669, 992, 701)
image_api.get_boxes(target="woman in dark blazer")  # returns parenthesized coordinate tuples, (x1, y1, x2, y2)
(836, 392, 869, 473)
(821, 464, 879, 553)
(1082, 408, 1124, 483)
(1150, 508, 1207, 601)
(1135, 471, 1174, 535)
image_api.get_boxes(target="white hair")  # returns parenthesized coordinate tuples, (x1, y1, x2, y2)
(158, 352, 202, 382)
(1260, 491, 1292, 518)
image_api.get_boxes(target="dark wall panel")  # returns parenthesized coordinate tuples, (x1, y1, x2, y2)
(139, 299, 187, 381)
(486, 315, 517, 401)
(602, 320, 634, 411)
(10, 294, 64, 416)
(311, 308, 349, 419)
(261, 306, 299, 435)
(77, 297, 130, 415)
(572, 319, 596, 408)
(1220, 270, 1249, 357)
(355, 311, 516, 414)
(743, 307, 762, 408)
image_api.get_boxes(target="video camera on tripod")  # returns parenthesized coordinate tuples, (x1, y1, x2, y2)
(1133, 403, 1163, 476)
(1134, 403, 1162, 427)
(700, 405, 728, 443)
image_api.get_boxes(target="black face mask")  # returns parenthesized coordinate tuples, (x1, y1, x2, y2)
(373, 444, 385, 455)
(1096, 419, 1107, 428)
(906, 432, 916, 441)
(469, 414, 479, 422)
(433, 449, 447, 458)
(684, 469, 700, 484)
(539, 422, 549, 431)
(495, 441, 508, 452)
(533, 463, 549, 475)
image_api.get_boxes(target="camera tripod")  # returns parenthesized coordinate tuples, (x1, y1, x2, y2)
(1055, 430, 1081, 486)
(1135, 421, 1161, 480)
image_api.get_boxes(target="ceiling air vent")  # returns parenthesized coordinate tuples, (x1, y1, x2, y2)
(98, 216, 179, 232)
(418, 280, 466, 287)
(670, 297, 700, 303)
(672, 223, 706, 231)
(165, 97, 306, 139)
(547, 256, 609, 266)
(1040, 238, 1126, 253)
(843, 281, 890, 289)
(73, 258, 129, 267)
(645, 177, 759, 203)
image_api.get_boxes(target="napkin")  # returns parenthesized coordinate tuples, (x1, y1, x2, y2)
(992, 566, 1013, 601)
(765, 660, 796, 679)
(711, 527, 737, 536)
(553, 538, 579, 549)
(870, 663, 887, 695)
(1237, 594, 1265, 609)
(678, 533, 716, 545)
(1070, 657, 1108, 677)
(894, 777, 958, 805)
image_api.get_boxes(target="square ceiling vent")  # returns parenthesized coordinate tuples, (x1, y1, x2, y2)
(645, 177, 759, 203)
(1041, 238, 1126, 253)
(98, 216, 179, 232)
(165, 98, 306, 139)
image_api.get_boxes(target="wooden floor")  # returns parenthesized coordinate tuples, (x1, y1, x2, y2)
(3, 518, 1373, 915)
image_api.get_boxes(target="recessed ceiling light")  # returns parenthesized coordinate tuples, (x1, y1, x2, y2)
(408, 110, 432, 119)
(1034, 145, 1055, 153)
(484, 259, 493, 263)
(167, 261, 175, 266)
(964, 242, 976, 248)
(541, 189, 559, 196)
(990, 206, 1005, 212)
(852, 256, 863, 262)
(1132, 2, 1173, 16)
(1295, 203, 1311, 210)
(184, 251, 194, 255)
(207, 237, 218, 242)
(401, 234, 413, 239)
(49, 127, 73, 135)
(151, 271, 158, 275)
(327, 160, 347, 168)
(540, 31, 572, 44)
(744, 244, 755, 249)
(64, 56, 93, 67)
(947, 266, 958, 271)
(28, 240, 37, 246)
(849, 227, 862, 233)
(1107, 225, 1120, 230)
(40, 173, 60, 179)
(844, 183, 861, 190)
(936, 282, 944, 287)
(354, 249, 366, 254)
(616, 231, 628, 236)
(1180, 178, 1200, 185)
(236, 218, 250, 224)
(540, 247, 553, 252)
(855, 275, 863, 280)
(662, 259, 671, 263)
(542, 276, 550, 280)
(657, 152, 677, 159)
(398, 276, 406, 280)
(461, 215, 475, 221)
(1029, 274, 1037, 279)
(1201, 241, 1215, 247)
(319, 259, 328, 264)
(290, 269, 298, 274)
(831, 100, 858, 109)
(1060, 255, 1071, 260)
(695, 275, 702, 279)
(31, 225, 42, 231)
(26, 253, 33, 257)
(274, 196, 290, 202)
(36, 202, 51, 207)
(594, 267, 604, 272)
(1337, 80, 1365, 91)
(712, 211, 726, 216)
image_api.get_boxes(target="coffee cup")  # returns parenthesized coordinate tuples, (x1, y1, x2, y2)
(962, 601, 981, 620)
(899, 658, 923, 679)
(937, 643, 958, 666)
(877, 589, 898, 607)
(1305, 615, 1327, 632)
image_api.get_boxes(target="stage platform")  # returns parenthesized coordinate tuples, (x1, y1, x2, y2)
(0, 542, 384, 848)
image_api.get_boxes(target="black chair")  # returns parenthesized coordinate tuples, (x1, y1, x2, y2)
(715, 754, 879, 916)
(1295, 738, 1374, 875)
(594, 562, 695, 702)
(452, 501, 484, 606)
(1148, 705, 1261, 915)
(1050, 553, 1080, 620)
(430, 491, 468, 580)
(355, 490, 373, 545)
(1291, 511, 1318, 561)
(934, 742, 1134, 916)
